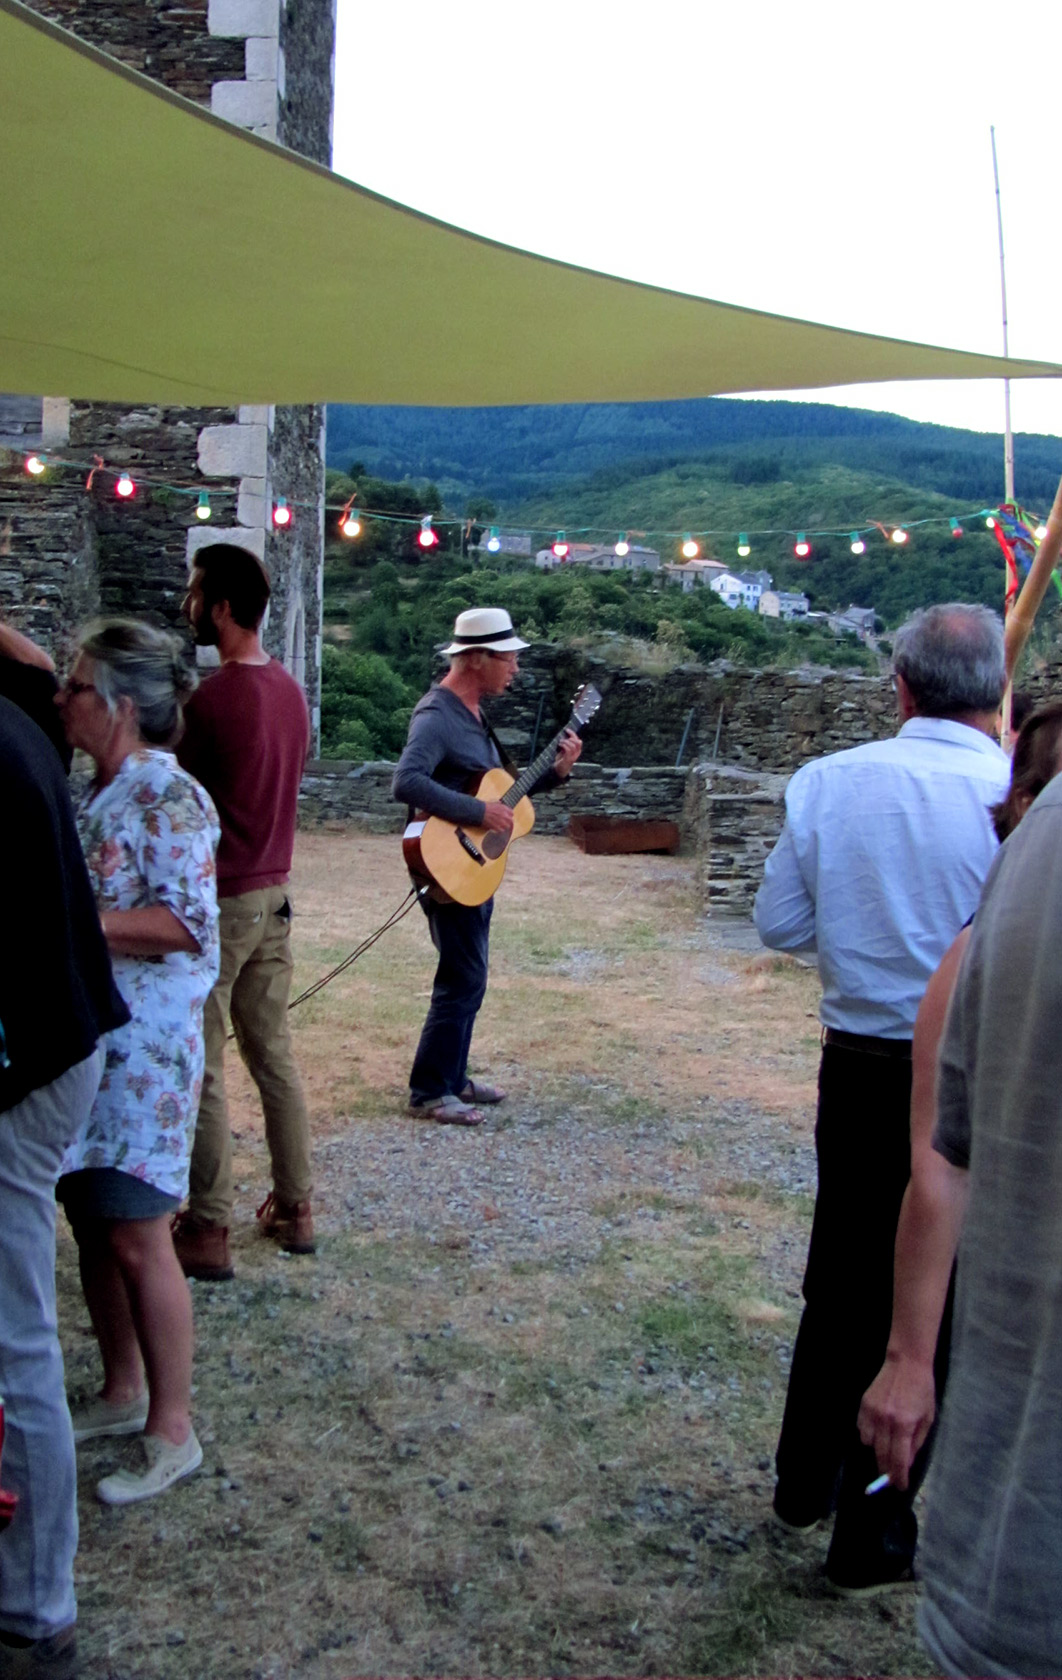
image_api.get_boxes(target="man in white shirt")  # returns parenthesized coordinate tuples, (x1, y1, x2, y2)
(754, 603, 1009, 1595)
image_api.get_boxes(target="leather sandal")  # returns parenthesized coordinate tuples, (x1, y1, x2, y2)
(460, 1079, 507, 1105)
(409, 1096, 485, 1126)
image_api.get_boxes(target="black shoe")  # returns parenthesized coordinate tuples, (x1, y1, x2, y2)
(0, 1623, 78, 1678)
(825, 1551, 917, 1597)
(772, 1485, 831, 1534)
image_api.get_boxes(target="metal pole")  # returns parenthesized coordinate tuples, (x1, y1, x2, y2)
(528, 690, 546, 761)
(675, 707, 695, 768)
(712, 701, 724, 762)
(991, 125, 1015, 503)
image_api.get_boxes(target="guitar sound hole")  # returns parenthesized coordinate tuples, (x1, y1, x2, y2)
(481, 831, 509, 860)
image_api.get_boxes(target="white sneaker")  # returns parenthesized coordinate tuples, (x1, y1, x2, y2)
(70, 1393, 149, 1444)
(96, 1430, 203, 1505)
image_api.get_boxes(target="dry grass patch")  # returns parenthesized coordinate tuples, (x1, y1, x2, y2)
(59, 832, 932, 1678)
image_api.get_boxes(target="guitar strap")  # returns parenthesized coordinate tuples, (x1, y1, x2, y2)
(481, 715, 520, 781)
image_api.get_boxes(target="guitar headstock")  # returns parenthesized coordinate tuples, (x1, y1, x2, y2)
(569, 684, 602, 729)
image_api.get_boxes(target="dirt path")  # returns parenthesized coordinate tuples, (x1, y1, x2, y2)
(60, 832, 930, 1679)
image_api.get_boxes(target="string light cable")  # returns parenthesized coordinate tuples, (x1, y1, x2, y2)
(9, 451, 1054, 568)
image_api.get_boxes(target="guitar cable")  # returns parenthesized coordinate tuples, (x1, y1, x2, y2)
(287, 885, 427, 1014)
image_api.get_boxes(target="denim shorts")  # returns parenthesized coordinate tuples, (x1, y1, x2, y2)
(57, 1167, 179, 1224)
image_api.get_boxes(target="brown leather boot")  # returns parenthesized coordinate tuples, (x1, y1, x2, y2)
(171, 1212, 235, 1281)
(256, 1192, 315, 1254)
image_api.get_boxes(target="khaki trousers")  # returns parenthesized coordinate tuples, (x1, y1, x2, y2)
(188, 886, 312, 1226)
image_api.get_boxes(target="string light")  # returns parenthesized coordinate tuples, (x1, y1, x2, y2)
(849, 532, 865, 555)
(418, 515, 439, 549)
(737, 533, 751, 559)
(552, 530, 570, 559)
(195, 492, 212, 521)
(115, 471, 135, 499)
(614, 533, 630, 557)
(949, 518, 964, 539)
(985, 515, 997, 529)
(486, 526, 501, 553)
(681, 534, 699, 559)
(24, 453, 46, 476)
(272, 497, 292, 528)
(891, 526, 909, 545)
(1034, 522, 1048, 540)
(794, 533, 810, 558)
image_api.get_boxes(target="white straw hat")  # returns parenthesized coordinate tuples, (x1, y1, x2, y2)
(443, 607, 529, 656)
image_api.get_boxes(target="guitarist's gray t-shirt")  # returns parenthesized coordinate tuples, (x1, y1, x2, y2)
(393, 686, 558, 824)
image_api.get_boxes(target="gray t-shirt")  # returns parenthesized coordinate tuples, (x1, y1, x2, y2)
(919, 776, 1062, 1678)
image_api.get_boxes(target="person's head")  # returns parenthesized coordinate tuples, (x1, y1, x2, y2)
(183, 543, 271, 644)
(58, 618, 195, 758)
(891, 603, 1005, 721)
(443, 608, 529, 693)
(991, 700, 1062, 841)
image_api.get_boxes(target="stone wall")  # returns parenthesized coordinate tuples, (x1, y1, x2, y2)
(683, 763, 787, 916)
(297, 760, 689, 837)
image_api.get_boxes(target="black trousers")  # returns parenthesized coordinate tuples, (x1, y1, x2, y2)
(775, 1041, 950, 1569)
(408, 897, 493, 1106)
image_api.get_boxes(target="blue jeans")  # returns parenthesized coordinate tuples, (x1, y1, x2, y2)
(409, 899, 493, 1105)
(0, 1051, 102, 1641)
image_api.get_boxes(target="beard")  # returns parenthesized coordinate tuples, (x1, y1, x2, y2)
(193, 611, 220, 648)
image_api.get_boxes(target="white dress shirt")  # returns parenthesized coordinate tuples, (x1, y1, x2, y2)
(754, 717, 1010, 1038)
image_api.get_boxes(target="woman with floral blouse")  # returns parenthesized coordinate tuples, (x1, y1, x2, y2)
(55, 619, 219, 1506)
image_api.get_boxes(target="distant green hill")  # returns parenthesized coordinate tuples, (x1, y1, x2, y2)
(326, 395, 1062, 508)
(507, 460, 1022, 626)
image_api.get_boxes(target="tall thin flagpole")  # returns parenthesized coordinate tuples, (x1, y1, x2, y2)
(991, 125, 1015, 502)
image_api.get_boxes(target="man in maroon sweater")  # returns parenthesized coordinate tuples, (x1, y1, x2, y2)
(172, 545, 314, 1281)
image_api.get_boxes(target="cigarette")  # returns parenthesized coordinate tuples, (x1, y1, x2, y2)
(865, 1473, 891, 1495)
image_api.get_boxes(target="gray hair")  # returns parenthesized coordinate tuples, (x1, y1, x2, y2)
(892, 603, 1005, 717)
(77, 618, 196, 747)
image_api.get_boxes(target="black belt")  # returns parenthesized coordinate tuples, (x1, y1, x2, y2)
(822, 1027, 912, 1060)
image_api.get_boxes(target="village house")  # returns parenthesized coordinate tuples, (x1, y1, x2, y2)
(661, 558, 728, 592)
(535, 541, 661, 573)
(759, 588, 810, 621)
(709, 568, 773, 611)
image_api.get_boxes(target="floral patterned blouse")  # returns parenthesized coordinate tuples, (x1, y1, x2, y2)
(61, 748, 221, 1199)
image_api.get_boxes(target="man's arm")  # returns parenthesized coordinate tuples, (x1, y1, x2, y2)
(392, 705, 491, 828)
(857, 930, 971, 1488)
(0, 620, 55, 672)
(754, 818, 817, 951)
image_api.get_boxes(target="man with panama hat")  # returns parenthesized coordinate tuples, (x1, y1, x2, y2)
(393, 608, 581, 1125)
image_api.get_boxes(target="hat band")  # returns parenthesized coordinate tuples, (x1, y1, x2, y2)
(452, 630, 514, 645)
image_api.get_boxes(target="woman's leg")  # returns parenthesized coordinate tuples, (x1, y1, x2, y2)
(74, 1221, 144, 1405)
(107, 1217, 193, 1446)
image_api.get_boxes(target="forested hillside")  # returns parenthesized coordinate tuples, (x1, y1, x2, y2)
(327, 396, 1062, 508)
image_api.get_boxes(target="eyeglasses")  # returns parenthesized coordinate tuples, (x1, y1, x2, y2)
(61, 677, 97, 698)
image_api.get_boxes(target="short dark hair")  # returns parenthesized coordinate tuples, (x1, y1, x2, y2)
(193, 544, 271, 630)
(992, 700, 1062, 841)
(892, 603, 1005, 717)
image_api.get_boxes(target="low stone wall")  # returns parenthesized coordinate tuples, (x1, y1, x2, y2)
(683, 763, 787, 917)
(297, 760, 689, 836)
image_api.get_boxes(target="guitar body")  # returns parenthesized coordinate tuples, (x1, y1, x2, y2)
(403, 768, 536, 906)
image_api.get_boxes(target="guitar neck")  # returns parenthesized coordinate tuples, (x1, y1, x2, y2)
(500, 724, 569, 808)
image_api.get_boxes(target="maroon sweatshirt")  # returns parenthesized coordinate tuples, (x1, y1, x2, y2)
(177, 659, 309, 900)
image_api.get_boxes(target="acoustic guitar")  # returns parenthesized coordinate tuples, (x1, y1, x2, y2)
(403, 684, 602, 906)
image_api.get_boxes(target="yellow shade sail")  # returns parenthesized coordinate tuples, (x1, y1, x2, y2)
(2, 0, 1060, 410)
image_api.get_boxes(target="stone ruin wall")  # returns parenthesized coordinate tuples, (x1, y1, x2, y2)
(296, 645, 1062, 917)
(0, 0, 334, 738)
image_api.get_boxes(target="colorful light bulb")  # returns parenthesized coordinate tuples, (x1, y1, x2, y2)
(891, 527, 908, 545)
(1034, 523, 1048, 541)
(737, 533, 751, 558)
(340, 511, 361, 539)
(681, 534, 699, 560)
(486, 526, 501, 553)
(794, 533, 810, 558)
(418, 516, 439, 549)
(195, 492, 212, 521)
(115, 471, 135, 499)
(272, 497, 292, 528)
(849, 532, 866, 555)
(614, 533, 630, 557)
(24, 453, 46, 476)
(985, 515, 996, 529)
(552, 530, 570, 559)
(949, 518, 964, 538)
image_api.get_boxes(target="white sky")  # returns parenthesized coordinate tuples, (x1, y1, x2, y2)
(332, 0, 1062, 443)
